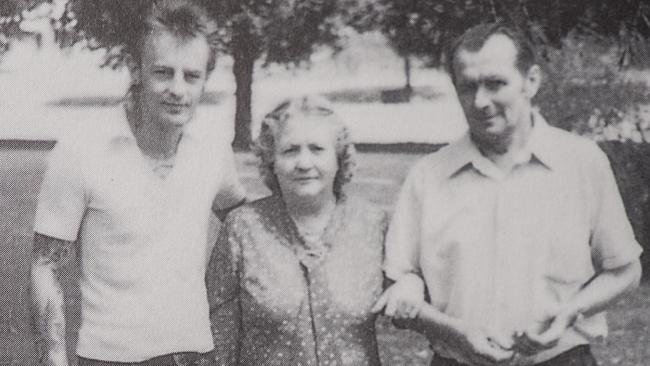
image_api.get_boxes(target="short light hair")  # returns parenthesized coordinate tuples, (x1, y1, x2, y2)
(253, 95, 356, 200)
(126, 0, 218, 74)
(447, 22, 538, 84)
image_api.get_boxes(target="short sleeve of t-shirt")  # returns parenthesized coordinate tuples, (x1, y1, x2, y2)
(211, 142, 246, 213)
(589, 148, 643, 270)
(34, 139, 88, 241)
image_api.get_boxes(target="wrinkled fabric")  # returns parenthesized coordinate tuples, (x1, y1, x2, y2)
(430, 345, 598, 366)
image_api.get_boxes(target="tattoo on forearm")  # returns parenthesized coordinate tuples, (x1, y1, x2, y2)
(30, 234, 71, 365)
(31, 300, 66, 365)
(32, 233, 73, 266)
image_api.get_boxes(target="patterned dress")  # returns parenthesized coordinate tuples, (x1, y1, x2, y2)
(206, 195, 388, 366)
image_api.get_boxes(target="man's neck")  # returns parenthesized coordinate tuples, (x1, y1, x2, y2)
(129, 116, 184, 159)
(478, 113, 534, 173)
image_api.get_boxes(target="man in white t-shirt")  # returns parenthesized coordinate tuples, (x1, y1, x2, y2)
(30, 1, 246, 365)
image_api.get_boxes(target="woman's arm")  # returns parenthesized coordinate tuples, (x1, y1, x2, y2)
(206, 217, 243, 366)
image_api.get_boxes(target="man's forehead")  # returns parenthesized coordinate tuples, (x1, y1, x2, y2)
(456, 34, 519, 77)
(146, 28, 207, 50)
(142, 28, 210, 66)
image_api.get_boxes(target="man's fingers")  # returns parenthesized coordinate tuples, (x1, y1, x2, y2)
(394, 302, 418, 319)
(371, 291, 389, 313)
(407, 303, 421, 319)
(525, 329, 560, 349)
(488, 333, 513, 351)
(520, 323, 562, 352)
(462, 334, 513, 366)
(513, 331, 541, 355)
(472, 341, 512, 366)
(384, 296, 398, 317)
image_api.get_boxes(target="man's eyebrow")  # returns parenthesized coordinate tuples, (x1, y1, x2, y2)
(480, 74, 506, 81)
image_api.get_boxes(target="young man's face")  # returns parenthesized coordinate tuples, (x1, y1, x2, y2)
(135, 28, 210, 129)
(454, 34, 540, 149)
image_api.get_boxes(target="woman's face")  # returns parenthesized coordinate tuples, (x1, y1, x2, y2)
(274, 116, 339, 201)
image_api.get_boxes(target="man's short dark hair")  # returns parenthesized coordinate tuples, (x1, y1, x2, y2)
(446, 22, 538, 84)
(127, 0, 218, 74)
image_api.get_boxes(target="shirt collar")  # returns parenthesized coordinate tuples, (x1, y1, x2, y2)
(526, 109, 563, 170)
(444, 109, 561, 179)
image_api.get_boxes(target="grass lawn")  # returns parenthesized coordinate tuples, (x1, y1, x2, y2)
(0, 147, 648, 365)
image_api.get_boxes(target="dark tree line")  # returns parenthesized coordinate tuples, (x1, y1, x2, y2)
(363, 0, 650, 71)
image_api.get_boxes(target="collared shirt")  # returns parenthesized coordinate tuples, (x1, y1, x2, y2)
(384, 111, 642, 364)
(207, 195, 387, 366)
(34, 107, 246, 362)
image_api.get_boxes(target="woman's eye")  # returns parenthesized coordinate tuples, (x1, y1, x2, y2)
(310, 145, 325, 153)
(281, 147, 298, 154)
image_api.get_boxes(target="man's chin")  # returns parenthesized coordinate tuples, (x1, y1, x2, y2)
(161, 114, 192, 128)
(470, 130, 510, 153)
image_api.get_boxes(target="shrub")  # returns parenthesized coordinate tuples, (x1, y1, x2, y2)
(536, 36, 650, 141)
(599, 141, 650, 279)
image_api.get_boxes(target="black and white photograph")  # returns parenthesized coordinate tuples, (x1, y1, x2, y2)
(0, 1, 649, 365)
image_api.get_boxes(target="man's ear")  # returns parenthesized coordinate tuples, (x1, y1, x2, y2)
(524, 64, 542, 99)
(125, 54, 141, 87)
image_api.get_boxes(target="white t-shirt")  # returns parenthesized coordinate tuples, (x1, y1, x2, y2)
(34, 108, 246, 362)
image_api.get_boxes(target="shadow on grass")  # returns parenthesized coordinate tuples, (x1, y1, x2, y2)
(322, 85, 445, 104)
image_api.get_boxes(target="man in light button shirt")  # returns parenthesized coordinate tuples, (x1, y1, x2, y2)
(384, 23, 642, 366)
(29, 1, 246, 365)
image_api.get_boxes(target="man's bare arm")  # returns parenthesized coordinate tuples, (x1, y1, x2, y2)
(30, 233, 74, 366)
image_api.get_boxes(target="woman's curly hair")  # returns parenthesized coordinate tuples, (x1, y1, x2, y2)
(253, 95, 356, 201)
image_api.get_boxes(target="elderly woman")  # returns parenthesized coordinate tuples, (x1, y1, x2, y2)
(206, 95, 394, 365)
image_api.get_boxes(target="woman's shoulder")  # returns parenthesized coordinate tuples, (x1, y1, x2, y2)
(228, 195, 278, 216)
(224, 195, 285, 231)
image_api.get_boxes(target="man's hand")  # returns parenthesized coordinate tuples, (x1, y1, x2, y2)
(513, 309, 576, 356)
(440, 325, 514, 366)
(371, 273, 425, 319)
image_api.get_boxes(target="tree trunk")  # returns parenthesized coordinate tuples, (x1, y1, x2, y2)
(403, 55, 412, 101)
(232, 52, 255, 151)
(404, 55, 412, 90)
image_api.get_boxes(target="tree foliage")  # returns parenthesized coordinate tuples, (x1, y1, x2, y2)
(0, 0, 39, 16)
(363, 0, 650, 67)
(0, 0, 41, 38)
(71, 0, 344, 149)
